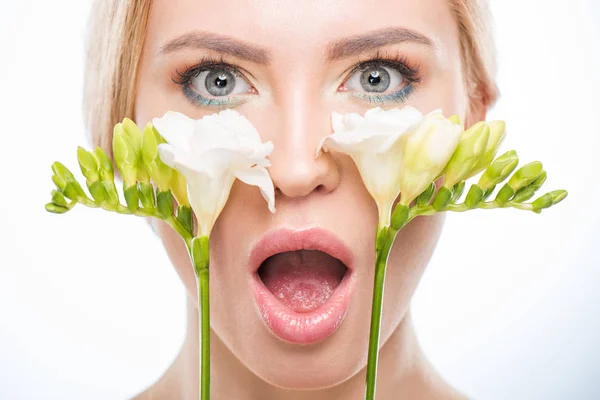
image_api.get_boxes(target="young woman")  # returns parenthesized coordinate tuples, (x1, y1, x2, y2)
(84, 0, 498, 398)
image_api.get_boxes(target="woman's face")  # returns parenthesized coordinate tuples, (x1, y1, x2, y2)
(135, 0, 471, 389)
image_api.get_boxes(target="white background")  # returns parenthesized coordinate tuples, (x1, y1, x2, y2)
(0, 1, 598, 399)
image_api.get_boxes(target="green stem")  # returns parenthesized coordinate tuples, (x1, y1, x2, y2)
(191, 236, 210, 400)
(365, 226, 397, 400)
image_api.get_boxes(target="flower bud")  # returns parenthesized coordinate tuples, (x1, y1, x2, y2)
(95, 147, 119, 205)
(482, 185, 496, 201)
(495, 184, 515, 205)
(113, 126, 138, 187)
(432, 186, 452, 211)
(45, 203, 69, 214)
(465, 184, 484, 209)
(416, 182, 436, 207)
(170, 170, 189, 206)
(77, 147, 100, 183)
(142, 123, 173, 191)
(391, 204, 409, 230)
(478, 150, 519, 190)
(51, 161, 75, 181)
(530, 170, 547, 192)
(532, 190, 568, 211)
(444, 121, 490, 188)
(51, 190, 68, 208)
(469, 120, 507, 177)
(138, 181, 156, 209)
(399, 110, 463, 205)
(176, 205, 194, 234)
(512, 186, 536, 203)
(450, 181, 466, 203)
(52, 174, 67, 191)
(507, 161, 543, 191)
(85, 182, 103, 205)
(124, 185, 139, 212)
(157, 190, 175, 219)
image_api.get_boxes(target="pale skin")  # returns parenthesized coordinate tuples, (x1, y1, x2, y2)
(132, 0, 485, 398)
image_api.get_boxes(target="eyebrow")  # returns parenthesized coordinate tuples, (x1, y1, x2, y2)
(327, 27, 434, 60)
(159, 27, 434, 64)
(159, 31, 271, 64)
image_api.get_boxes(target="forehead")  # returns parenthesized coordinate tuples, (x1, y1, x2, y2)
(146, 0, 457, 59)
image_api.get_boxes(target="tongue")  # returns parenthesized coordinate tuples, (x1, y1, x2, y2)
(258, 250, 347, 313)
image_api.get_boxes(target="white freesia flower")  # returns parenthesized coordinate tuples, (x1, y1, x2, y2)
(398, 109, 463, 204)
(317, 106, 462, 227)
(316, 106, 424, 227)
(152, 109, 275, 237)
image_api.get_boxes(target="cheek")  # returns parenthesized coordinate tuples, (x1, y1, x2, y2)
(381, 213, 445, 327)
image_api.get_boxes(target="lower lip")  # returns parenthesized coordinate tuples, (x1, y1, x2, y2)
(250, 269, 355, 344)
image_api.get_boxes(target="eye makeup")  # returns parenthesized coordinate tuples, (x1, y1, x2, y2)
(171, 50, 422, 108)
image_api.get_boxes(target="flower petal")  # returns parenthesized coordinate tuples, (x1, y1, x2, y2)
(152, 111, 194, 149)
(234, 167, 276, 213)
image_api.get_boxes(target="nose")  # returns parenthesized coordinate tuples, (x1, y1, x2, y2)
(265, 93, 340, 200)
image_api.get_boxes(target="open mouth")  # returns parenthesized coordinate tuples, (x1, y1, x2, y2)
(249, 228, 356, 344)
(257, 250, 349, 313)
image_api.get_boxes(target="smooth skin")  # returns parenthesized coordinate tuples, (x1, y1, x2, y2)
(133, 0, 484, 398)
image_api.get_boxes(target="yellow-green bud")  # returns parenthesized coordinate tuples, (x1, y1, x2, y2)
(77, 147, 100, 182)
(94, 147, 119, 205)
(444, 121, 490, 188)
(450, 181, 466, 203)
(469, 120, 507, 177)
(512, 186, 536, 203)
(482, 186, 496, 201)
(176, 205, 194, 235)
(465, 184, 484, 209)
(532, 190, 568, 211)
(495, 184, 515, 205)
(124, 185, 139, 212)
(391, 204, 409, 230)
(51, 190, 68, 208)
(170, 170, 189, 206)
(51, 161, 75, 181)
(508, 161, 543, 191)
(45, 203, 69, 214)
(113, 126, 138, 187)
(157, 190, 175, 219)
(142, 123, 173, 191)
(478, 150, 519, 190)
(416, 182, 436, 207)
(530, 170, 547, 191)
(52, 174, 67, 191)
(138, 181, 156, 209)
(432, 186, 452, 211)
(88, 180, 107, 204)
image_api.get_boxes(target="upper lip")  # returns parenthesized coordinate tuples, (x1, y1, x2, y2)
(248, 227, 355, 273)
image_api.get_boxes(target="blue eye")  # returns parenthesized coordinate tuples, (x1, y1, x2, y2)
(340, 58, 420, 104)
(173, 59, 254, 108)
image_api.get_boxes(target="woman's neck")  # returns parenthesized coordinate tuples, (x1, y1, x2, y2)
(144, 295, 464, 400)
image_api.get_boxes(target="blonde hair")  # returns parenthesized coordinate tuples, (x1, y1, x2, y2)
(84, 0, 498, 156)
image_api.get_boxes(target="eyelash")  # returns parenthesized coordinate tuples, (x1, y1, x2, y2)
(172, 51, 422, 107)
